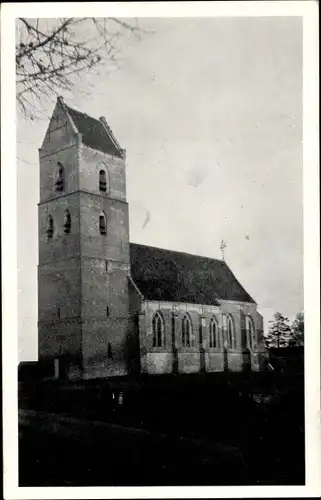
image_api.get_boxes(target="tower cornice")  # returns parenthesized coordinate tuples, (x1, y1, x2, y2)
(38, 190, 129, 206)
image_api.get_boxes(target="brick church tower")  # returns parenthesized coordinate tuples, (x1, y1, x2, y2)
(38, 96, 133, 379)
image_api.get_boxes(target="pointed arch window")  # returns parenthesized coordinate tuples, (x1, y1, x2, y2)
(227, 315, 235, 349)
(56, 162, 64, 191)
(99, 212, 107, 235)
(152, 311, 164, 348)
(182, 314, 193, 347)
(64, 209, 71, 234)
(99, 169, 107, 192)
(209, 317, 219, 348)
(47, 214, 54, 239)
(247, 316, 256, 350)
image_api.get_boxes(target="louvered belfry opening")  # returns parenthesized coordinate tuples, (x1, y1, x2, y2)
(99, 169, 107, 192)
(64, 210, 71, 234)
(56, 162, 64, 191)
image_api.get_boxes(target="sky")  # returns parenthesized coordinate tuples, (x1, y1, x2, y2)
(17, 16, 303, 361)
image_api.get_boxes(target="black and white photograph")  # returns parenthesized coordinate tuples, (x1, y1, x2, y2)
(1, 2, 320, 498)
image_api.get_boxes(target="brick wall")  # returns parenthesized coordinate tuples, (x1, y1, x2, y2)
(38, 319, 82, 375)
(38, 258, 81, 322)
(79, 145, 126, 202)
(38, 193, 81, 265)
(80, 258, 129, 319)
(81, 318, 129, 378)
(79, 192, 130, 262)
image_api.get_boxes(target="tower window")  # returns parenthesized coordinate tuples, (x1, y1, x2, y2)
(106, 306, 110, 316)
(182, 314, 193, 347)
(64, 209, 71, 234)
(152, 311, 165, 348)
(99, 212, 107, 235)
(99, 169, 107, 192)
(56, 162, 64, 192)
(57, 307, 61, 319)
(47, 214, 54, 238)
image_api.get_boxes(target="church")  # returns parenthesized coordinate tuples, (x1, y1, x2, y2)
(38, 96, 266, 380)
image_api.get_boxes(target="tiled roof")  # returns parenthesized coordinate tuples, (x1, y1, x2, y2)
(66, 105, 122, 158)
(129, 243, 255, 305)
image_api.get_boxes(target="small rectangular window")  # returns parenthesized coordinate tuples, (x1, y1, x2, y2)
(106, 306, 109, 316)
(57, 307, 61, 319)
(105, 260, 108, 272)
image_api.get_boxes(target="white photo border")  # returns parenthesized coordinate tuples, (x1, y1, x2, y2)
(1, 1, 320, 498)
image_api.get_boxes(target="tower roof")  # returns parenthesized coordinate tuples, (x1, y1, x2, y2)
(64, 102, 123, 158)
(129, 243, 256, 306)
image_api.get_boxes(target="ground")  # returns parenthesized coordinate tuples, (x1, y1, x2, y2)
(18, 372, 305, 486)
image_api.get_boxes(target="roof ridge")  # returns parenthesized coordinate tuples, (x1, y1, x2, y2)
(129, 241, 225, 264)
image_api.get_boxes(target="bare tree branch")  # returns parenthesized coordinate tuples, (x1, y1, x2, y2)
(16, 17, 149, 119)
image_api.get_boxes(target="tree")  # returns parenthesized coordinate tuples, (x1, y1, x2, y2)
(265, 312, 292, 348)
(16, 17, 147, 119)
(289, 312, 304, 347)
